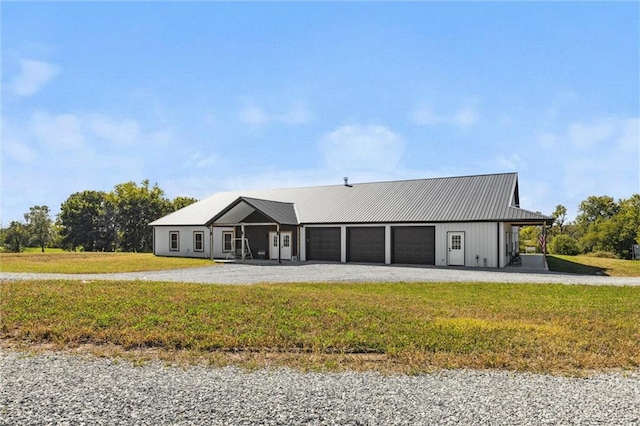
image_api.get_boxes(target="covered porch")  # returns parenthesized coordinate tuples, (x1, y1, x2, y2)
(207, 196, 300, 263)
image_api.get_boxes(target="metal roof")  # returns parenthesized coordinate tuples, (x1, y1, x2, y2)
(150, 173, 552, 226)
(209, 197, 299, 225)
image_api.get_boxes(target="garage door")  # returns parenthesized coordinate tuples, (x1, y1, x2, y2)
(347, 227, 385, 263)
(306, 227, 341, 261)
(392, 226, 435, 265)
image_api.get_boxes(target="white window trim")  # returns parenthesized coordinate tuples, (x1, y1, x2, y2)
(193, 231, 204, 252)
(169, 231, 180, 252)
(222, 231, 234, 253)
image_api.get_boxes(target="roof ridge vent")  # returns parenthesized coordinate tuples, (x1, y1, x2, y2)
(343, 177, 353, 187)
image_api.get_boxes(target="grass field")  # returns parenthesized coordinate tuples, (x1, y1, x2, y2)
(2, 280, 638, 374)
(547, 255, 640, 277)
(0, 252, 212, 273)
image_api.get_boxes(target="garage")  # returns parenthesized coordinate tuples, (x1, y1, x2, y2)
(392, 226, 435, 265)
(347, 227, 385, 263)
(306, 227, 341, 261)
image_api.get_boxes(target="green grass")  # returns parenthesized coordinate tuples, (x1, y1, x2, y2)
(0, 252, 213, 273)
(2, 280, 639, 374)
(22, 247, 66, 253)
(547, 255, 640, 277)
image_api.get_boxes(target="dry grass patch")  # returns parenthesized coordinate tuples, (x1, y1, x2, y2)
(1, 280, 639, 374)
(0, 252, 212, 274)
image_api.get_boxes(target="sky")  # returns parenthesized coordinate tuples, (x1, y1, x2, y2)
(2, 2, 639, 225)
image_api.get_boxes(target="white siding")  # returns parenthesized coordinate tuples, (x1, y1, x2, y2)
(435, 222, 499, 268)
(156, 221, 506, 268)
(212, 227, 235, 259)
(154, 226, 211, 259)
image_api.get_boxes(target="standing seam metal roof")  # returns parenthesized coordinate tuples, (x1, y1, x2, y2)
(149, 173, 552, 226)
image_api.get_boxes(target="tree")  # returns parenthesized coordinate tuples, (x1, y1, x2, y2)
(549, 234, 580, 256)
(24, 205, 53, 252)
(112, 180, 171, 252)
(3, 221, 29, 252)
(58, 190, 116, 251)
(172, 196, 198, 211)
(576, 196, 619, 227)
(550, 204, 568, 236)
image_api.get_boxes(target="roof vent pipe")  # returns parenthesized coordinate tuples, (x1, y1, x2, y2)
(343, 177, 352, 187)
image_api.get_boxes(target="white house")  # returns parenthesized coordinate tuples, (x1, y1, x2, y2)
(150, 172, 552, 268)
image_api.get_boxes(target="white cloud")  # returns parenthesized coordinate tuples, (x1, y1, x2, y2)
(239, 104, 269, 126)
(568, 120, 616, 149)
(411, 104, 479, 127)
(495, 154, 527, 171)
(277, 103, 313, 125)
(31, 111, 84, 149)
(318, 124, 404, 172)
(8, 59, 60, 97)
(238, 100, 313, 127)
(89, 114, 140, 146)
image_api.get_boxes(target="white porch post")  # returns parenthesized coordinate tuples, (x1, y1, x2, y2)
(241, 223, 246, 262)
(277, 224, 281, 264)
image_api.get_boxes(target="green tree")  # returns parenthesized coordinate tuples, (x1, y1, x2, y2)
(59, 191, 116, 251)
(172, 196, 198, 211)
(3, 221, 29, 252)
(576, 196, 619, 227)
(550, 204, 568, 237)
(24, 205, 53, 252)
(549, 234, 580, 256)
(112, 180, 171, 252)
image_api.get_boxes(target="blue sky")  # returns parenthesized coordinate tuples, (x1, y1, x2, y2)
(2, 2, 639, 224)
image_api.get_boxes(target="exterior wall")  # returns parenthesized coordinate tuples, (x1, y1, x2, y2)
(212, 227, 235, 259)
(154, 226, 211, 259)
(300, 222, 501, 268)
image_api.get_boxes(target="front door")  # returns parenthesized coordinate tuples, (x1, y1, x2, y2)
(269, 231, 292, 260)
(448, 232, 465, 266)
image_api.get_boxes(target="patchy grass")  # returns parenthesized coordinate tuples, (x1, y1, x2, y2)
(0, 252, 212, 274)
(2, 280, 639, 374)
(548, 255, 640, 277)
(22, 247, 66, 253)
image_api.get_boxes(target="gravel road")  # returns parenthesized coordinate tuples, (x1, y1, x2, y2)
(2, 350, 639, 425)
(2, 261, 640, 286)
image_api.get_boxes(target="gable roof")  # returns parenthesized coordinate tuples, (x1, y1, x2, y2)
(150, 172, 552, 226)
(209, 197, 299, 226)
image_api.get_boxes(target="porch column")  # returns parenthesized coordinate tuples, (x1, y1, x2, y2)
(277, 224, 281, 264)
(241, 223, 246, 262)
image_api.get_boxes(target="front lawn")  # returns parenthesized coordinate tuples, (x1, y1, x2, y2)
(2, 280, 638, 374)
(0, 252, 212, 274)
(547, 255, 640, 277)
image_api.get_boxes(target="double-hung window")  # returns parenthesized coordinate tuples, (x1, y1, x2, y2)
(194, 231, 204, 252)
(169, 231, 179, 251)
(222, 231, 233, 252)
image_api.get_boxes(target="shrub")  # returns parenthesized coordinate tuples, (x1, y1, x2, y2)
(549, 234, 581, 256)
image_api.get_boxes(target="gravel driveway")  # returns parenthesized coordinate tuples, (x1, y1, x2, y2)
(2, 261, 640, 286)
(2, 350, 639, 425)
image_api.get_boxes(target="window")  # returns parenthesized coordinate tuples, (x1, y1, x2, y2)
(222, 231, 233, 252)
(451, 235, 461, 250)
(283, 234, 290, 248)
(194, 231, 204, 252)
(169, 231, 179, 251)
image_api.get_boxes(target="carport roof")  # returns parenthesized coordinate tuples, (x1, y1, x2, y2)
(150, 172, 553, 226)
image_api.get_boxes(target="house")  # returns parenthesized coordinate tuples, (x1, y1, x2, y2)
(149, 172, 552, 268)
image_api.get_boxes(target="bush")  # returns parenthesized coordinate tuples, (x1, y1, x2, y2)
(549, 235, 581, 256)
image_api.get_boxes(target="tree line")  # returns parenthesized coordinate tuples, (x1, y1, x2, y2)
(1, 180, 197, 253)
(520, 194, 640, 259)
